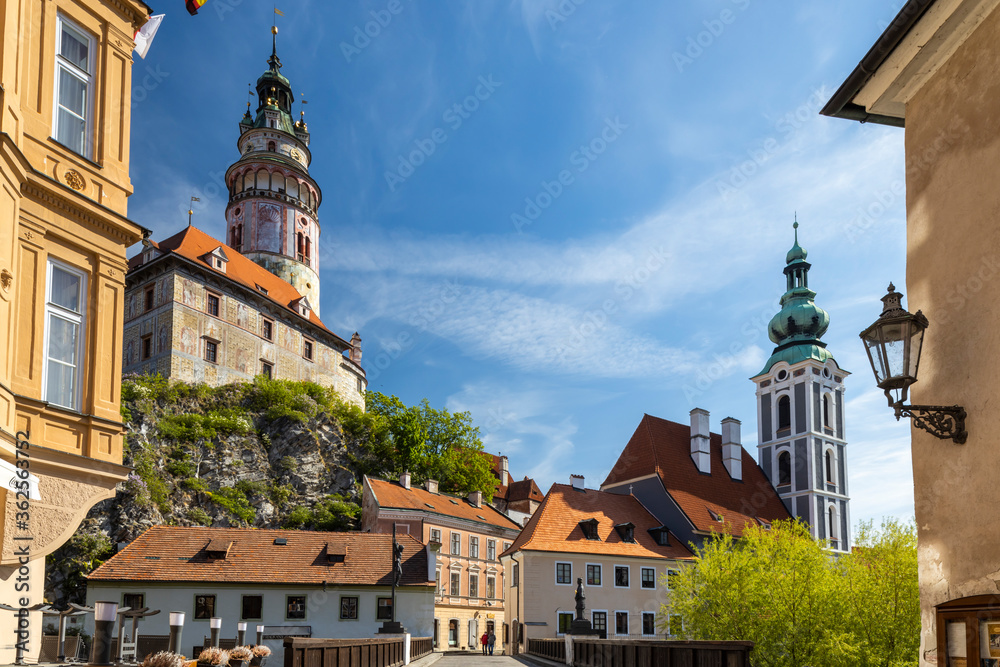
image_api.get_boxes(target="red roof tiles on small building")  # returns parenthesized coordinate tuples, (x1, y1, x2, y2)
(87, 526, 432, 586)
(367, 477, 522, 531)
(501, 483, 694, 560)
(601, 414, 790, 537)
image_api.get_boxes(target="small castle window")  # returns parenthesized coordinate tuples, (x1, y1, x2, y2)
(825, 450, 835, 484)
(267, 140, 276, 152)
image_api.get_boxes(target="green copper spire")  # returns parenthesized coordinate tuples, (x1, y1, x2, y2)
(756, 219, 834, 376)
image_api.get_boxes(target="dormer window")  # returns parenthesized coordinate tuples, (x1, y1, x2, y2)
(326, 544, 347, 564)
(614, 522, 636, 543)
(203, 247, 229, 274)
(204, 539, 233, 560)
(648, 526, 671, 546)
(579, 518, 600, 541)
(708, 508, 723, 522)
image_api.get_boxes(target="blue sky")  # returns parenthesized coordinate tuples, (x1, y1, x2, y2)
(128, 0, 914, 533)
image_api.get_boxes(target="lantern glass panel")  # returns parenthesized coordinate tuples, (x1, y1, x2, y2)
(862, 330, 888, 384)
(880, 319, 909, 381)
(908, 324, 925, 378)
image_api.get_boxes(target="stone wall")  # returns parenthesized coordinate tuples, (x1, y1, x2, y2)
(123, 264, 365, 408)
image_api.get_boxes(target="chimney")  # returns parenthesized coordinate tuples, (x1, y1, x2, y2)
(425, 479, 439, 494)
(570, 474, 585, 490)
(468, 490, 482, 508)
(349, 332, 362, 364)
(690, 408, 711, 474)
(499, 455, 510, 486)
(400, 471, 411, 489)
(721, 417, 742, 480)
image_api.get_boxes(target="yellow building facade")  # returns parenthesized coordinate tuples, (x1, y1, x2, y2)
(0, 0, 150, 660)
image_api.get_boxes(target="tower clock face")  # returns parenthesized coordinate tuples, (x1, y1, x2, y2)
(290, 148, 302, 161)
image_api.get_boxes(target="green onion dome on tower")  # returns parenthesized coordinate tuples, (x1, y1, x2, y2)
(757, 220, 835, 375)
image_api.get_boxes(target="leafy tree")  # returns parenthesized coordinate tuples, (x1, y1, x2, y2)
(664, 518, 919, 667)
(838, 518, 920, 667)
(363, 392, 495, 499)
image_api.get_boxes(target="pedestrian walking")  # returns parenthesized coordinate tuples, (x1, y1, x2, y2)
(488, 630, 496, 655)
(481, 631, 488, 654)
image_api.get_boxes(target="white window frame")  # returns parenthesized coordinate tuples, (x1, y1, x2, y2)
(666, 568, 681, 589)
(450, 532, 461, 556)
(641, 611, 656, 637)
(640, 566, 656, 590)
(614, 564, 630, 589)
(487, 539, 496, 561)
(824, 445, 837, 486)
(591, 610, 608, 635)
(470, 535, 479, 559)
(614, 610, 629, 636)
(586, 562, 602, 587)
(43, 259, 87, 411)
(53, 14, 95, 158)
(430, 528, 442, 544)
(555, 561, 573, 586)
(486, 574, 496, 599)
(468, 572, 479, 600)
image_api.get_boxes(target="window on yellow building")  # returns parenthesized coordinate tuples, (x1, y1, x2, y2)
(54, 15, 94, 157)
(44, 260, 86, 410)
(486, 576, 495, 599)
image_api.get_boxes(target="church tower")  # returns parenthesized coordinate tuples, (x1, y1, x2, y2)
(752, 222, 852, 552)
(225, 27, 322, 316)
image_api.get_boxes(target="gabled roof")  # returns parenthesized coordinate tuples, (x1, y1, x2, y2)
(601, 414, 791, 538)
(505, 478, 544, 504)
(367, 477, 521, 533)
(87, 526, 432, 586)
(501, 483, 694, 560)
(127, 226, 347, 348)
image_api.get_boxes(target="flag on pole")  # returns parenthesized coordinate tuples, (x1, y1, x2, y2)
(186, 0, 207, 15)
(133, 14, 164, 59)
(274, 8, 285, 16)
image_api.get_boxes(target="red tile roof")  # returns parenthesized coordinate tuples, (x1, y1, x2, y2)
(87, 526, 432, 586)
(501, 484, 694, 560)
(367, 477, 522, 533)
(129, 226, 345, 345)
(601, 414, 790, 537)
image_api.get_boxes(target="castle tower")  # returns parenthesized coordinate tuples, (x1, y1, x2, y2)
(225, 27, 322, 315)
(751, 221, 852, 552)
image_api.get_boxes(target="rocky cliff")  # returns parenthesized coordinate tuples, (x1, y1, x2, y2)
(45, 376, 373, 606)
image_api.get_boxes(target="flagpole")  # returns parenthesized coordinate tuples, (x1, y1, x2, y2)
(188, 196, 200, 226)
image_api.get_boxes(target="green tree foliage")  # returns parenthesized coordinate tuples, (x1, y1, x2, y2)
(664, 518, 919, 667)
(839, 518, 921, 667)
(362, 392, 495, 499)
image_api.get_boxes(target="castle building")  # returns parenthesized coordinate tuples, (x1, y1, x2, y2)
(0, 0, 152, 661)
(123, 32, 365, 405)
(750, 224, 852, 552)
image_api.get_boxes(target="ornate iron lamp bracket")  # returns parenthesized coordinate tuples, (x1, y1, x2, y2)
(893, 402, 967, 444)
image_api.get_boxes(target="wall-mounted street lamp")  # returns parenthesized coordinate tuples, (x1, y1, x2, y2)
(860, 283, 967, 443)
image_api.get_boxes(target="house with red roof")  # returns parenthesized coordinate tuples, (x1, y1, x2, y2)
(499, 480, 693, 652)
(600, 409, 791, 552)
(486, 453, 544, 526)
(85, 526, 435, 663)
(361, 474, 522, 653)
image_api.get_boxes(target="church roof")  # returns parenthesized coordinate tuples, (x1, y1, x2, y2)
(128, 225, 349, 350)
(500, 483, 693, 560)
(601, 414, 791, 538)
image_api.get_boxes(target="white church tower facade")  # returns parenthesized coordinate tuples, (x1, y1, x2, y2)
(752, 222, 852, 552)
